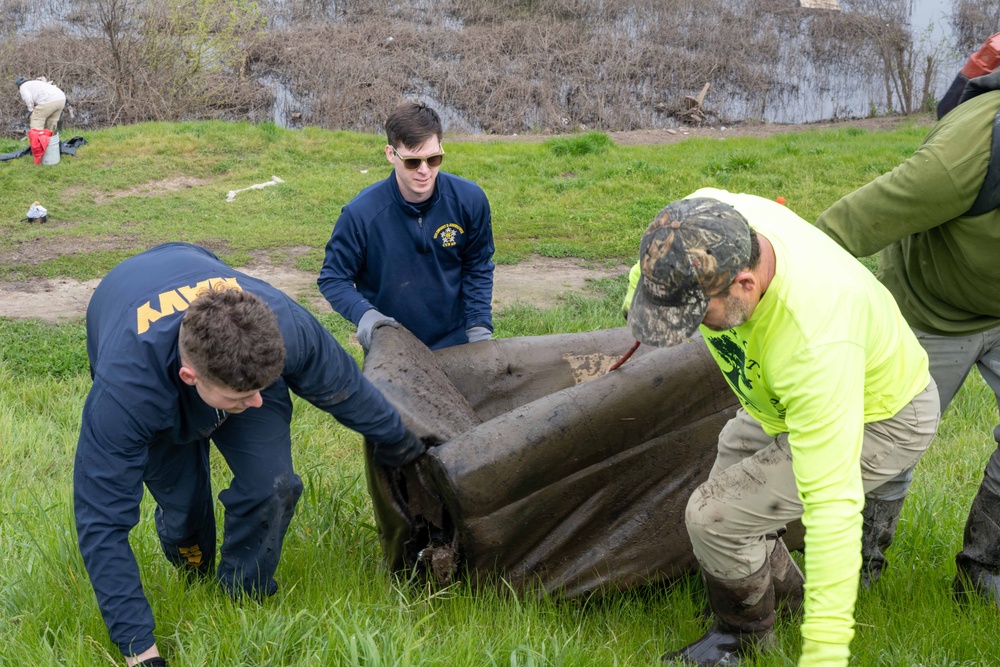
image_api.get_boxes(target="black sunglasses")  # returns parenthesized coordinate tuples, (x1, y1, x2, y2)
(392, 146, 445, 170)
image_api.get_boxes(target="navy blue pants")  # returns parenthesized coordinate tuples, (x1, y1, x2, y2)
(144, 379, 304, 597)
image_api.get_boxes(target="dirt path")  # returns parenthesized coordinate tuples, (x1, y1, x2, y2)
(0, 257, 630, 323)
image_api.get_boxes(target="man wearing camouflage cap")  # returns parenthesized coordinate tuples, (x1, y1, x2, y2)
(628, 188, 940, 666)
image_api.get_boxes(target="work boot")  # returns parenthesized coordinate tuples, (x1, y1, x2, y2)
(768, 538, 804, 617)
(954, 485, 1000, 606)
(697, 537, 802, 620)
(860, 496, 905, 588)
(662, 562, 776, 666)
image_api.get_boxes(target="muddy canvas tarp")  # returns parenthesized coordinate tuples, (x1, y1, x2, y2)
(362, 326, 800, 597)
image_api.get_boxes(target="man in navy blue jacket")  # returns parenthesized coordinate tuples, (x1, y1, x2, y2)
(318, 101, 495, 351)
(75, 243, 425, 666)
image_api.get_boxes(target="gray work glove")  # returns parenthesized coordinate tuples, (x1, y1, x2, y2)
(374, 429, 427, 467)
(357, 309, 397, 352)
(466, 325, 492, 343)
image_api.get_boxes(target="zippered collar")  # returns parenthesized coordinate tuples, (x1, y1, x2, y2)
(388, 169, 442, 215)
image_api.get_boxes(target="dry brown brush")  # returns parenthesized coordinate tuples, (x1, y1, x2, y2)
(0, 0, 972, 136)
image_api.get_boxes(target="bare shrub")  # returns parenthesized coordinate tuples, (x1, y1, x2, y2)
(108, 0, 268, 123)
(805, 0, 942, 115)
(951, 0, 1000, 53)
(0, 0, 269, 132)
(273, 0, 451, 25)
(436, 19, 588, 133)
(0, 0, 964, 135)
(252, 0, 797, 134)
(445, 0, 592, 24)
(253, 19, 435, 131)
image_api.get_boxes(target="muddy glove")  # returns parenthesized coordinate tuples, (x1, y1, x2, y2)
(374, 429, 426, 467)
(466, 325, 492, 343)
(357, 309, 397, 352)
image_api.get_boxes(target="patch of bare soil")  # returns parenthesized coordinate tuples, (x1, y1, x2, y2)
(0, 277, 102, 322)
(63, 176, 213, 205)
(493, 257, 628, 309)
(4, 233, 142, 266)
(0, 256, 627, 323)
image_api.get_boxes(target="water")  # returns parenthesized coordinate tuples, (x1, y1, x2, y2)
(254, 74, 298, 126)
(8, 0, 69, 35)
(721, 0, 968, 124)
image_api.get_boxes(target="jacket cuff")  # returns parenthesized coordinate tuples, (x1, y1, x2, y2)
(799, 637, 850, 666)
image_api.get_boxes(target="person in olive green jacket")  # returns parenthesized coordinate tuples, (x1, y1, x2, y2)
(815, 89, 1000, 604)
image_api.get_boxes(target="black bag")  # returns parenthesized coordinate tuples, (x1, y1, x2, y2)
(937, 32, 1000, 217)
(937, 32, 1000, 119)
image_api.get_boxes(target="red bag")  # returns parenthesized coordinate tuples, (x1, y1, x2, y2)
(28, 128, 53, 165)
(961, 32, 1000, 79)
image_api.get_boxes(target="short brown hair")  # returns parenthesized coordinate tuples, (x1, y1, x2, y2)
(178, 287, 286, 392)
(385, 101, 442, 149)
(748, 230, 761, 270)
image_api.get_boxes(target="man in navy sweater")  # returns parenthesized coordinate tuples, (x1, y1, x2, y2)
(75, 243, 424, 666)
(318, 101, 495, 351)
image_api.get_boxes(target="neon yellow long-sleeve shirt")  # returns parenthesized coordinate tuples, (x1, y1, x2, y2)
(693, 188, 930, 666)
(622, 262, 641, 318)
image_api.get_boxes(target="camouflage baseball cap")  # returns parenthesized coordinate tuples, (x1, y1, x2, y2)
(627, 197, 752, 347)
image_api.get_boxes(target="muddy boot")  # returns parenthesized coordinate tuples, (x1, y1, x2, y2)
(954, 485, 1000, 606)
(662, 563, 776, 666)
(768, 538, 804, 617)
(860, 496, 905, 588)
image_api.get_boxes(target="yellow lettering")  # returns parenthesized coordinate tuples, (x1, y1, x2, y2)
(208, 277, 242, 292)
(136, 302, 162, 335)
(176, 279, 214, 303)
(178, 544, 203, 566)
(136, 277, 244, 334)
(158, 289, 189, 315)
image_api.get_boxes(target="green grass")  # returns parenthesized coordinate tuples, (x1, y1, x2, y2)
(0, 118, 932, 273)
(5, 116, 1000, 666)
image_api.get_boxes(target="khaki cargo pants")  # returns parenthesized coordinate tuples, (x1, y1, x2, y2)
(30, 99, 64, 132)
(686, 380, 940, 579)
(870, 326, 1000, 501)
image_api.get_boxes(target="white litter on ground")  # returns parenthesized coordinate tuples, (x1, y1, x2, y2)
(226, 176, 284, 202)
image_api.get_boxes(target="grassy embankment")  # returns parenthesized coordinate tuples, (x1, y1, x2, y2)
(1, 119, 997, 666)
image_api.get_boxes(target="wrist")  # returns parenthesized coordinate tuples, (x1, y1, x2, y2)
(375, 429, 427, 467)
(466, 324, 493, 343)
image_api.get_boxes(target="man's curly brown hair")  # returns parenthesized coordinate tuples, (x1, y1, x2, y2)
(178, 287, 286, 392)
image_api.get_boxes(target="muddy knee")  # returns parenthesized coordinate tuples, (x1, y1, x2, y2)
(259, 472, 304, 531)
(218, 473, 304, 598)
(274, 472, 304, 508)
(685, 484, 731, 546)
